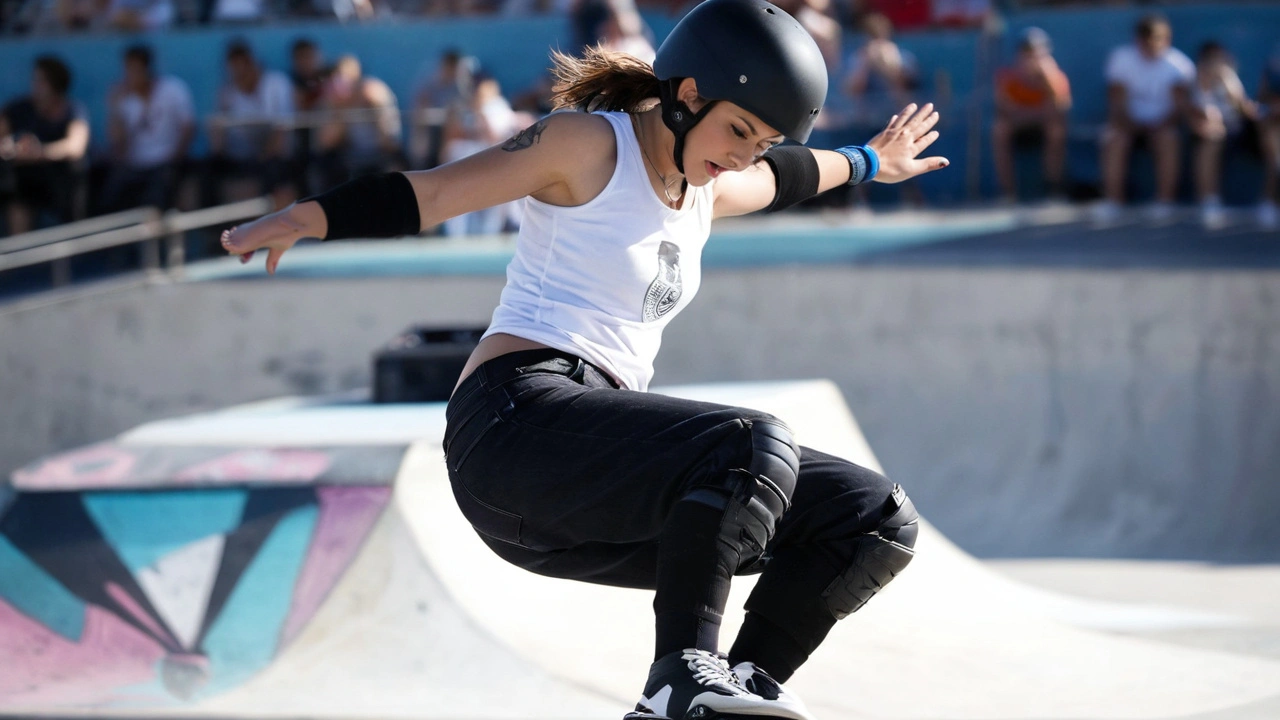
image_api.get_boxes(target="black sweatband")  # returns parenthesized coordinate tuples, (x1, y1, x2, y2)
(760, 146, 821, 213)
(305, 172, 421, 241)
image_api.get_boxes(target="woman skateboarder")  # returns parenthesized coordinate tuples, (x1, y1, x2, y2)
(221, 0, 948, 716)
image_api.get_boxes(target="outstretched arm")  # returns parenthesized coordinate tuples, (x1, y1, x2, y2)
(221, 112, 613, 273)
(714, 103, 949, 219)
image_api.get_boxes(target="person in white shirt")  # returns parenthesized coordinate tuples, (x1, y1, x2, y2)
(440, 73, 531, 235)
(101, 45, 194, 214)
(205, 41, 296, 209)
(313, 55, 402, 190)
(1098, 13, 1193, 219)
(222, 1, 948, 717)
(1188, 41, 1260, 227)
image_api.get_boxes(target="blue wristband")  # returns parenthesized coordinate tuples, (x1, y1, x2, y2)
(834, 145, 880, 185)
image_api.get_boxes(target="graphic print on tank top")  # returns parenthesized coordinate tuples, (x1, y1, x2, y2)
(642, 241, 683, 322)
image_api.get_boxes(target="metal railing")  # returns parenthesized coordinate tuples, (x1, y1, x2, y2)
(0, 196, 273, 286)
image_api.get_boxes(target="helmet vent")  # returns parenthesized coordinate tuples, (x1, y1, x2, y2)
(764, 6, 774, 12)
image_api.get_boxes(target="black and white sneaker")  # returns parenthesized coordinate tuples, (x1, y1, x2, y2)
(625, 649, 811, 720)
(731, 662, 816, 720)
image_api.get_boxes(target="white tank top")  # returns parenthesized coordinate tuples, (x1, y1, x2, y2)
(483, 111, 714, 392)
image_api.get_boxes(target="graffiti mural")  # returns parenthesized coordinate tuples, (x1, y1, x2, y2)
(0, 443, 401, 709)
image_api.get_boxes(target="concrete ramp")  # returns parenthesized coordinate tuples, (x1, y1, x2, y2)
(2, 381, 1279, 719)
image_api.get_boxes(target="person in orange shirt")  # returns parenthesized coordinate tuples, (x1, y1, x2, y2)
(991, 27, 1071, 201)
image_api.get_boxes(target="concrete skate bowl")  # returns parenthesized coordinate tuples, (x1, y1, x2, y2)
(3, 211, 1278, 566)
(3, 380, 1279, 720)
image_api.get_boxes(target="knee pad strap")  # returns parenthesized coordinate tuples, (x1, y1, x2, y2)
(821, 484, 919, 620)
(682, 418, 801, 576)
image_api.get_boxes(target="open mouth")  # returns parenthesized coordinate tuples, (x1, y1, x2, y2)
(706, 161, 724, 178)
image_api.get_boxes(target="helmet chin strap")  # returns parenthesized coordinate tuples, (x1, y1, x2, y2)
(658, 79, 719, 185)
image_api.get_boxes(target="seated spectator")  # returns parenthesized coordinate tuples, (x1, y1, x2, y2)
(205, 40, 295, 209)
(100, 44, 195, 214)
(440, 73, 528, 235)
(932, 0, 990, 28)
(203, 0, 266, 24)
(1189, 41, 1260, 227)
(0, 56, 89, 236)
(838, 12, 922, 209)
(313, 55, 403, 189)
(47, 0, 107, 32)
(106, 0, 173, 30)
(1257, 42, 1280, 228)
(843, 12, 916, 128)
(991, 27, 1071, 201)
(288, 37, 330, 196)
(1096, 14, 1194, 221)
(772, 0, 841, 72)
(410, 48, 473, 169)
(861, 0, 929, 32)
(596, 4, 656, 64)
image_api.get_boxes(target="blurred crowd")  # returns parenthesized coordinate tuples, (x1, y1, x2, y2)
(0, 0, 993, 34)
(3, 3, 1279, 243)
(984, 14, 1279, 228)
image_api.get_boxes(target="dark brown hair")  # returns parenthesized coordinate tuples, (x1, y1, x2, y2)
(34, 55, 71, 96)
(549, 45, 662, 113)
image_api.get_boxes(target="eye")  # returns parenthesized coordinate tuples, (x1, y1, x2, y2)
(732, 126, 747, 139)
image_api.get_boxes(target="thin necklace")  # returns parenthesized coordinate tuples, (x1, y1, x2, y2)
(631, 112, 684, 207)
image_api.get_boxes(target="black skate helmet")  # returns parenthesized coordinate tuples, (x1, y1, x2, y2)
(652, 0, 828, 172)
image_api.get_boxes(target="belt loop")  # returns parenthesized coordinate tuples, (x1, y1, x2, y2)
(569, 357, 586, 383)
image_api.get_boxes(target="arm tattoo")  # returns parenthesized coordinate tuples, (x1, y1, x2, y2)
(502, 120, 547, 152)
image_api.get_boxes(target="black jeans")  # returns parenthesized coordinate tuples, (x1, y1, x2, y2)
(444, 348, 901, 670)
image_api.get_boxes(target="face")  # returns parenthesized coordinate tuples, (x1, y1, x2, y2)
(1018, 45, 1047, 70)
(679, 83, 784, 187)
(124, 57, 150, 92)
(293, 46, 320, 76)
(31, 68, 53, 104)
(1200, 49, 1227, 72)
(1138, 24, 1172, 59)
(228, 56, 255, 90)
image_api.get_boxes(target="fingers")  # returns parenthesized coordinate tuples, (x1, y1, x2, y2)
(916, 129, 941, 152)
(220, 227, 238, 253)
(919, 156, 950, 173)
(266, 246, 285, 276)
(888, 104, 916, 130)
(910, 105, 940, 135)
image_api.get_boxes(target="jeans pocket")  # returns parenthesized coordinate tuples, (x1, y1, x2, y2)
(450, 471, 525, 547)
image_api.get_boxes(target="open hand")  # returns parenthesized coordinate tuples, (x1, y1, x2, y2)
(220, 203, 321, 275)
(865, 103, 949, 184)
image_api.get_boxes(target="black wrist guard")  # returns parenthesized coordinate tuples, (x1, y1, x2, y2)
(760, 146, 821, 213)
(306, 172, 421, 240)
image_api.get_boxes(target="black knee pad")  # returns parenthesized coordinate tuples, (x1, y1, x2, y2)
(822, 483, 919, 620)
(685, 418, 800, 574)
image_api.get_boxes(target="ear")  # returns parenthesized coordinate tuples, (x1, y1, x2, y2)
(677, 77, 704, 110)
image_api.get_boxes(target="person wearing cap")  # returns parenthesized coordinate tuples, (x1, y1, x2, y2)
(1096, 13, 1194, 221)
(991, 27, 1071, 202)
(222, 1, 948, 717)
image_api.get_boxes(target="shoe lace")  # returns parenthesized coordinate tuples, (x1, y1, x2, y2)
(682, 650, 750, 697)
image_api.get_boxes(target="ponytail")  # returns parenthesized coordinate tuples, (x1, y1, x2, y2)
(550, 45, 662, 113)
